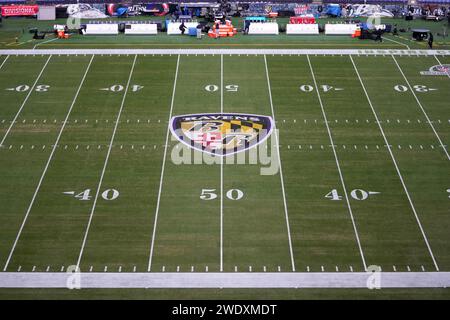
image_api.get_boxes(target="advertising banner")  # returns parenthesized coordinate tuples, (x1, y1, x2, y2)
(1, 5, 39, 17)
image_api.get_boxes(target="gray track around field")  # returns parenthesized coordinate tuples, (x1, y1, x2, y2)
(0, 272, 448, 288)
(0, 49, 449, 56)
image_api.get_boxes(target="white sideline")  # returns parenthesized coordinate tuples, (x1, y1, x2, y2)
(33, 37, 59, 50)
(76, 55, 138, 268)
(264, 55, 296, 272)
(381, 36, 411, 50)
(147, 55, 181, 272)
(0, 55, 52, 147)
(306, 55, 367, 271)
(0, 272, 448, 288)
(391, 55, 450, 161)
(3, 55, 95, 271)
(350, 56, 440, 271)
(0, 49, 449, 56)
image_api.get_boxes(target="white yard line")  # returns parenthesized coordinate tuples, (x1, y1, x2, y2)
(147, 54, 181, 272)
(382, 36, 411, 50)
(433, 55, 450, 79)
(0, 55, 52, 147)
(33, 37, 59, 50)
(220, 54, 224, 272)
(263, 55, 296, 272)
(76, 55, 137, 269)
(350, 56, 440, 272)
(1, 272, 449, 288)
(391, 55, 449, 161)
(0, 55, 9, 71)
(2, 55, 95, 271)
(306, 54, 367, 271)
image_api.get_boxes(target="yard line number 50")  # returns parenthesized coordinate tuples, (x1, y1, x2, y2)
(200, 188, 244, 201)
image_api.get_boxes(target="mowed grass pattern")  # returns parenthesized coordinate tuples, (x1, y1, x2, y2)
(0, 53, 448, 278)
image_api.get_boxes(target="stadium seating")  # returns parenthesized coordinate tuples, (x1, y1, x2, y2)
(124, 23, 157, 35)
(248, 22, 279, 35)
(82, 24, 118, 35)
(286, 24, 319, 35)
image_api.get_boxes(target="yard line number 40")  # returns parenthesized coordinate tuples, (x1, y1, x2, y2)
(63, 189, 119, 201)
(325, 189, 380, 201)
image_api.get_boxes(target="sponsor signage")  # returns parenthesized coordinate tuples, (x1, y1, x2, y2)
(1, 5, 39, 17)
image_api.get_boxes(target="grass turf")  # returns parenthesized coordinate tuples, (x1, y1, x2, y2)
(0, 53, 448, 299)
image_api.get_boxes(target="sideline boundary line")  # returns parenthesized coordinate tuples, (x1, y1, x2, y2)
(382, 36, 411, 50)
(2, 55, 95, 271)
(350, 56, 440, 271)
(0, 272, 448, 288)
(0, 49, 449, 56)
(76, 55, 137, 269)
(306, 54, 367, 271)
(0, 55, 52, 147)
(264, 55, 296, 272)
(147, 55, 181, 272)
(391, 55, 449, 161)
(33, 38, 59, 50)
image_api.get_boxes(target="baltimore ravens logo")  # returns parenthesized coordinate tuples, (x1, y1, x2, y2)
(170, 113, 274, 156)
(420, 64, 450, 76)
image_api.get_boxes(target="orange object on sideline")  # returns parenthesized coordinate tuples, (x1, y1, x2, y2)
(207, 20, 237, 38)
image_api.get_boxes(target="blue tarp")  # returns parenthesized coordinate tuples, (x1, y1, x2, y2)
(326, 4, 342, 17)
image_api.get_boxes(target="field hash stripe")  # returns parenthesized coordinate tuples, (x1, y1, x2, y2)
(147, 54, 180, 272)
(0, 55, 9, 71)
(350, 56, 440, 271)
(264, 55, 296, 272)
(391, 55, 449, 161)
(2, 55, 95, 271)
(306, 54, 368, 271)
(0, 55, 52, 147)
(76, 55, 138, 269)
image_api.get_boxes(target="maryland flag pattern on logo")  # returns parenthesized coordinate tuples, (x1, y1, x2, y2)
(170, 113, 274, 156)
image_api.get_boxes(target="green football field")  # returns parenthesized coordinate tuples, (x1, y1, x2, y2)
(0, 50, 449, 299)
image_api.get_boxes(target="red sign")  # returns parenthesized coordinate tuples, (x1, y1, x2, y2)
(1, 5, 39, 17)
